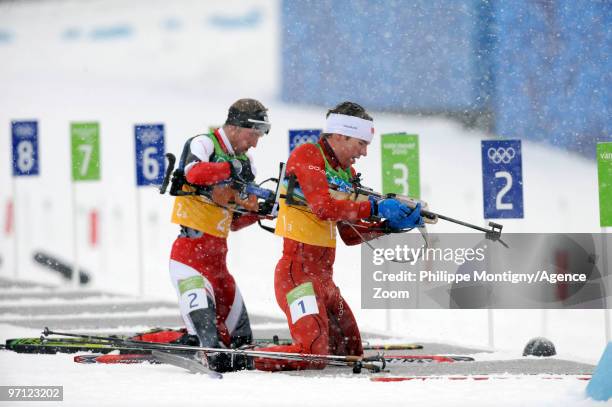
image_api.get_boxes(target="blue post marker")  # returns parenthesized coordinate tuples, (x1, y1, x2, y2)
(289, 129, 321, 154)
(481, 139, 524, 219)
(135, 124, 165, 186)
(586, 342, 612, 401)
(134, 124, 165, 296)
(481, 139, 523, 346)
(12, 121, 39, 176)
(11, 120, 39, 280)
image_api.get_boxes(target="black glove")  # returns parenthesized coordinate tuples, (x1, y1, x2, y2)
(229, 159, 255, 183)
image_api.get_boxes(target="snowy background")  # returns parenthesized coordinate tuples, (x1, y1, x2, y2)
(0, 1, 609, 405)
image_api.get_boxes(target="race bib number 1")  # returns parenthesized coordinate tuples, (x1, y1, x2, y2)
(287, 282, 319, 324)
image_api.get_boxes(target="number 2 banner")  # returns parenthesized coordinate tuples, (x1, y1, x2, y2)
(381, 133, 420, 198)
(135, 124, 165, 186)
(71, 122, 100, 181)
(481, 139, 524, 219)
(11, 120, 39, 176)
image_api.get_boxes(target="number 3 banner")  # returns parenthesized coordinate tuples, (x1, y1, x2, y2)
(134, 124, 165, 186)
(381, 133, 420, 198)
(11, 120, 39, 176)
(71, 122, 100, 181)
(481, 139, 524, 219)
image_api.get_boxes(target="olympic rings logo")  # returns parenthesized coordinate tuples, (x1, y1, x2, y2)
(487, 147, 516, 164)
(291, 134, 319, 148)
(14, 124, 35, 137)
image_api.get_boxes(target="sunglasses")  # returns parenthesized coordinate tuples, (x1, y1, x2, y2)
(247, 118, 271, 135)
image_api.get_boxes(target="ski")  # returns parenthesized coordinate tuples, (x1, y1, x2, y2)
(384, 355, 474, 364)
(371, 375, 592, 382)
(151, 350, 223, 379)
(4, 335, 279, 354)
(72, 353, 472, 365)
(362, 343, 423, 350)
(5, 337, 135, 354)
(5, 333, 421, 354)
(74, 353, 159, 364)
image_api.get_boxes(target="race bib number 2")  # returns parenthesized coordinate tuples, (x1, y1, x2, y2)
(287, 282, 319, 324)
(178, 275, 209, 312)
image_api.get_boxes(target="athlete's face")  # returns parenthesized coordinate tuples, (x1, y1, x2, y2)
(233, 127, 263, 154)
(332, 135, 369, 168)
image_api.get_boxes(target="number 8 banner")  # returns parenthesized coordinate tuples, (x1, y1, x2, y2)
(481, 139, 524, 219)
(135, 124, 165, 186)
(11, 120, 39, 176)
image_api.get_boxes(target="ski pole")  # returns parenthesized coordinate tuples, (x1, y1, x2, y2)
(43, 328, 384, 372)
(43, 327, 160, 346)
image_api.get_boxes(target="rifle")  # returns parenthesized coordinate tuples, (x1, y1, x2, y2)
(315, 173, 504, 245)
(159, 151, 286, 232)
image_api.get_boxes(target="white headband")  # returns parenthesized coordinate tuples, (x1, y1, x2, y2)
(324, 113, 374, 142)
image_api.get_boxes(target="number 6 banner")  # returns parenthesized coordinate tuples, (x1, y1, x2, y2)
(135, 124, 165, 186)
(481, 139, 524, 219)
(11, 120, 39, 176)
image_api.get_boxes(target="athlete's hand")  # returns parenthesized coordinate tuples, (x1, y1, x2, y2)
(235, 194, 259, 212)
(211, 184, 235, 206)
(390, 203, 423, 229)
(372, 198, 423, 229)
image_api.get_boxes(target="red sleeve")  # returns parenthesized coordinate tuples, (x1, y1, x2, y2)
(230, 213, 260, 231)
(337, 220, 388, 246)
(185, 162, 232, 186)
(288, 144, 372, 222)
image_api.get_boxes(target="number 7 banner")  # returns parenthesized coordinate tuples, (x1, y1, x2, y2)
(481, 139, 524, 219)
(71, 122, 100, 181)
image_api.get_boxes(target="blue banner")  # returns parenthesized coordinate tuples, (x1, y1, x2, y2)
(289, 129, 321, 154)
(135, 124, 165, 186)
(481, 139, 524, 219)
(11, 120, 39, 176)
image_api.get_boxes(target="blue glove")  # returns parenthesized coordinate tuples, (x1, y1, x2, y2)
(391, 203, 423, 229)
(372, 197, 423, 229)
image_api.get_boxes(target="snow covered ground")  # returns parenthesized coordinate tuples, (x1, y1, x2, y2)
(0, 351, 597, 407)
(0, 1, 609, 405)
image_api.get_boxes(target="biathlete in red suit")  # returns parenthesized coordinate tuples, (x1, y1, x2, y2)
(168, 98, 271, 372)
(255, 101, 423, 371)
